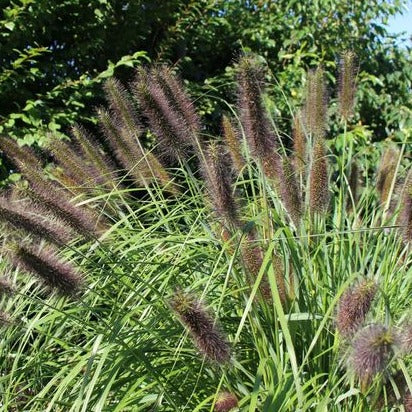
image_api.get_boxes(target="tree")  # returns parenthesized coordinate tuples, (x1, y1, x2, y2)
(0, 0, 410, 179)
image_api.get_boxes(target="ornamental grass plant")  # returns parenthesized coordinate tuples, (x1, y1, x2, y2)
(0, 53, 411, 411)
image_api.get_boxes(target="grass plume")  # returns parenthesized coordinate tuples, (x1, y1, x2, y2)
(338, 51, 358, 121)
(222, 115, 245, 174)
(376, 144, 400, 206)
(8, 243, 83, 296)
(0, 196, 73, 246)
(170, 290, 231, 363)
(304, 67, 327, 138)
(202, 142, 240, 227)
(133, 69, 192, 161)
(349, 324, 395, 390)
(309, 138, 330, 214)
(336, 279, 377, 337)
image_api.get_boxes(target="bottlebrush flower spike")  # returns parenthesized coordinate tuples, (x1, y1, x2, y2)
(0, 196, 73, 246)
(350, 324, 395, 389)
(338, 51, 358, 121)
(97, 108, 150, 183)
(19, 182, 103, 239)
(103, 78, 142, 136)
(133, 68, 192, 162)
(0, 136, 104, 237)
(280, 157, 302, 226)
(347, 160, 360, 212)
(309, 138, 330, 214)
(222, 115, 245, 174)
(202, 142, 240, 227)
(214, 392, 238, 411)
(8, 244, 83, 297)
(170, 290, 231, 363)
(336, 279, 377, 337)
(0, 277, 15, 297)
(376, 144, 400, 206)
(292, 111, 306, 177)
(0, 137, 43, 173)
(46, 137, 104, 192)
(396, 171, 412, 243)
(240, 230, 271, 300)
(71, 124, 117, 188)
(237, 55, 276, 159)
(151, 66, 202, 152)
(304, 67, 328, 138)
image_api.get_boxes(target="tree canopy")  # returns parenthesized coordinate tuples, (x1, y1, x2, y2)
(0, 0, 411, 177)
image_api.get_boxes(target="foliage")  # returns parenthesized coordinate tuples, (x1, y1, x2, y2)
(0, 55, 412, 410)
(0, 0, 411, 178)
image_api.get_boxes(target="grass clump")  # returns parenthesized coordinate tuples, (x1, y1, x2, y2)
(0, 53, 411, 411)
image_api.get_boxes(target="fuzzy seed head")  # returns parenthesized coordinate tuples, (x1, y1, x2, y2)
(0, 196, 73, 246)
(0, 137, 43, 173)
(222, 115, 245, 174)
(10, 244, 83, 297)
(336, 279, 377, 337)
(103, 78, 142, 136)
(0, 277, 15, 296)
(202, 142, 239, 226)
(292, 112, 307, 176)
(23, 178, 106, 238)
(71, 124, 117, 188)
(0, 311, 12, 326)
(215, 392, 238, 411)
(280, 157, 302, 226)
(237, 56, 276, 159)
(338, 51, 358, 121)
(376, 144, 400, 206)
(309, 138, 330, 214)
(350, 324, 395, 386)
(152, 66, 201, 150)
(133, 68, 192, 162)
(398, 322, 412, 354)
(240, 231, 271, 299)
(347, 161, 360, 212)
(304, 67, 328, 138)
(170, 291, 231, 363)
(396, 171, 412, 243)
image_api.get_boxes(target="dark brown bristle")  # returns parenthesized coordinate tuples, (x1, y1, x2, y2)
(9, 244, 83, 297)
(292, 112, 307, 177)
(202, 142, 240, 226)
(376, 144, 400, 206)
(237, 56, 276, 159)
(0, 196, 73, 246)
(133, 69, 191, 162)
(170, 291, 231, 363)
(336, 279, 377, 337)
(309, 138, 330, 214)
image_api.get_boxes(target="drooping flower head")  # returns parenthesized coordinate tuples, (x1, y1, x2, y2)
(336, 279, 377, 337)
(170, 290, 231, 363)
(350, 324, 395, 388)
(214, 391, 238, 411)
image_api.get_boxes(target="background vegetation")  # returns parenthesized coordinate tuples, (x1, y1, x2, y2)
(1, 1, 411, 161)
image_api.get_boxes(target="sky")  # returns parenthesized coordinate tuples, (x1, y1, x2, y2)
(386, 4, 412, 38)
